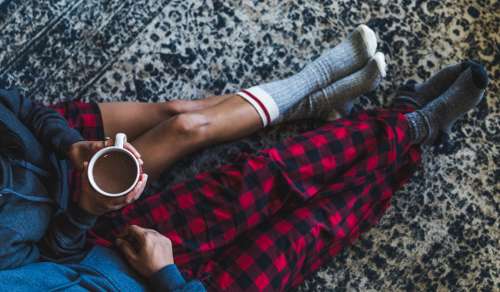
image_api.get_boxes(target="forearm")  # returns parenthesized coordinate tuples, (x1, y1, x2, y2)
(40, 203, 97, 262)
(0, 88, 83, 157)
(23, 101, 83, 156)
(0, 227, 40, 270)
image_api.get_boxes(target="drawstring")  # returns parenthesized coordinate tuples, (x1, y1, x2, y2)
(0, 187, 54, 204)
(0, 159, 54, 204)
(9, 159, 51, 178)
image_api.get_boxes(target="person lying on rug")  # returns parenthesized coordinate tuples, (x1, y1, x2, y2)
(0, 23, 488, 291)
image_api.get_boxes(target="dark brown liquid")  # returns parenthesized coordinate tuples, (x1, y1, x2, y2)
(93, 151, 137, 194)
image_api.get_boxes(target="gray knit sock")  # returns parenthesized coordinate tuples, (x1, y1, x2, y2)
(404, 111, 430, 144)
(237, 25, 377, 126)
(280, 52, 387, 122)
(396, 62, 469, 107)
(405, 63, 488, 144)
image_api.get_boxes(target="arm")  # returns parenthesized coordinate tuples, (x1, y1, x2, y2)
(0, 88, 83, 157)
(0, 226, 40, 270)
(39, 203, 97, 262)
(0, 247, 146, 291)
(0, 204, 93, 269)
(40, 160, 148, 261)
(116, 225, 205, 292)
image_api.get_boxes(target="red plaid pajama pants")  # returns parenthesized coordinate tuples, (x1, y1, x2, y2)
(52, 101, 421, 291)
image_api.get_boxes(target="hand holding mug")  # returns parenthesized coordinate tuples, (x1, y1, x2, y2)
(67, 139, 111, 171)
(79, 133, 148, 216)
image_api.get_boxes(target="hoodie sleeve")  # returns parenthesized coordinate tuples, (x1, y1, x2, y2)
(39, 202, 97, 262)
(0, 226, 40, 270)
(0, 88, 83, 157)
(148, 264, 206, 292)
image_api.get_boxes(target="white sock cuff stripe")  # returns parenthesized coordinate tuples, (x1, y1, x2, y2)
(237, 87, 280, 126)
(237, 91, 270, 127)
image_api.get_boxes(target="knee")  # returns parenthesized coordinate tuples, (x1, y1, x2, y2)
(168, 112, 210, 139)
(161, 99, 205, 117)
(159, 100, 184, 117)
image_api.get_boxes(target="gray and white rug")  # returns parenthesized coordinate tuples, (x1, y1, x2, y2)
(0, 0, 498, 290)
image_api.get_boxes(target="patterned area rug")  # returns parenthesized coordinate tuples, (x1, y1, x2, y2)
(1, 0, 498, 290)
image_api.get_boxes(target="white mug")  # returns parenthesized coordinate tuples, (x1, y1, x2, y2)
(87, 133, 140, 197)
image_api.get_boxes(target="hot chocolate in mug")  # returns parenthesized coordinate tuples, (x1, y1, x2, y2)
(87, 133, 141, 197)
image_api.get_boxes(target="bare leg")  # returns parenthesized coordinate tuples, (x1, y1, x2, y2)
(98, 94, 232, 140)
(130, 95, 262, 179)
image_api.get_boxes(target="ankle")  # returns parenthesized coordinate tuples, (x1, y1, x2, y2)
(405, 111, 431, 145)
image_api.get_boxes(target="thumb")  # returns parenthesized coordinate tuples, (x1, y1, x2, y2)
(91, 140, 107, 153)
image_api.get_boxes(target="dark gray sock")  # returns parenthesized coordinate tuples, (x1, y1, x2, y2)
(405, 63, 488, 144)
(397, 62, 470, 107)
(405, 111, 430, 144)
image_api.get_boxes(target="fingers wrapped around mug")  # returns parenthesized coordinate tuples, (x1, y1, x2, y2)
(80, 133, 147, 215)
(124, 143, 141, 159)
(102, 173, 148, 210)
(125, 173, 148, 204)
(103, 136, 112, 147)
(79, 163, 148, 215)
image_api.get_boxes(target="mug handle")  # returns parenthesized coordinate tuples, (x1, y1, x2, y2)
(115, 133, 127, 148)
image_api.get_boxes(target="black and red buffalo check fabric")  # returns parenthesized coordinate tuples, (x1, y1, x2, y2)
(54, 100, 421, 291)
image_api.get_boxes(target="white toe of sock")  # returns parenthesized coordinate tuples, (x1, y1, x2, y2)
(373, 52, 387, 77)
(357, 24, 377, 57)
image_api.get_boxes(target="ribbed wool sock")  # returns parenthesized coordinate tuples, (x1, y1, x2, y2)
(279, 52, 387, 122)
(396, 62, 469, 107)
(405, 111, 430, 144)
(405, 63, 488, 144)
(238, 24, 377, 126)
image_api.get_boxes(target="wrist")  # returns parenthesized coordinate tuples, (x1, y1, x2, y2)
(67, 202, 98, 227)
(66, 142, 80, 160)
(148, 264, 186, 292)
(78, 198, 101, 216)
(60, 130, 84, 156)
(150, 261, 173, 277)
